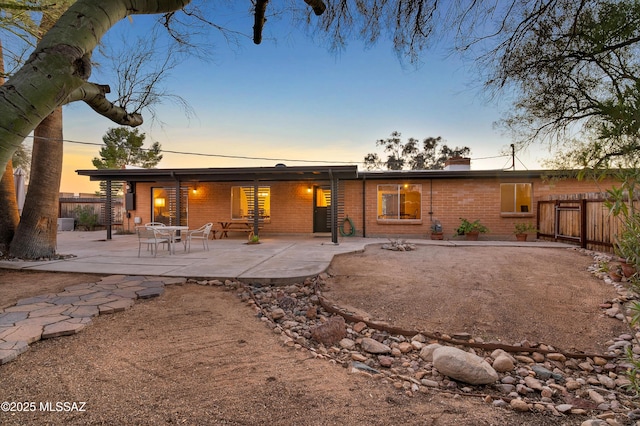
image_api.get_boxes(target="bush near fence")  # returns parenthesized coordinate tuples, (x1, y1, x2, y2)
(58, 197, 124, 231)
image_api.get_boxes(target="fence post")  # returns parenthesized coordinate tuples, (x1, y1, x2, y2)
(580, 199, 587, 248)
(105, 180, 112, 240)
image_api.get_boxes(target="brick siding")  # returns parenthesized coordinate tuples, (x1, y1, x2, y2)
(127, 176, 619, 239)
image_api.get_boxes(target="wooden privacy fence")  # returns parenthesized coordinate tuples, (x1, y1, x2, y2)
(537, 193, 639, 253)
(58, 197, 124, 229)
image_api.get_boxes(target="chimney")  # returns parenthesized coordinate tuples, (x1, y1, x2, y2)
(444, 157, 471, 171)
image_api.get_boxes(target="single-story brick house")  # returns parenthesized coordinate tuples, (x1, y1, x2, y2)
(76, 159, 619, 242)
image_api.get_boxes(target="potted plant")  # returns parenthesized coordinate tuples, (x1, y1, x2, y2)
(609, 263, 624, 282)
(613, 213, 640, 278)
(455, 218, 488, 241)
(513, 222, 538, 242)
(430, 220, 444, 240)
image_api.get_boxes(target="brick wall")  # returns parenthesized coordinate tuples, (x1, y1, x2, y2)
(128, 175, 619, 239)
(130, 181, 318, 235)
(343, 176, 619, 239)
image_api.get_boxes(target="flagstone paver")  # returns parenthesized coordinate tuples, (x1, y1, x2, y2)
(98, 298, 135, 314)
(0, 341, 28, 365)
(64, 305, 100, 318)
(42, 317, 92, 339)
(0, 275, 185, 365)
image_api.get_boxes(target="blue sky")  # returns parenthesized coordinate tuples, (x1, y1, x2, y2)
(60, 6, 549, 193)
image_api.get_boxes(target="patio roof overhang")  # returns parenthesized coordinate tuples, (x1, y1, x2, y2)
(359, 169, 577, 180)
(76, 165, 359, 183)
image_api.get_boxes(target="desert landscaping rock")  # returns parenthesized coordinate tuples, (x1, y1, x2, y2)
(432, 346, 499, 385)
(361, 337, 392, 354)
(309, 315, 346, 345)
(214, 250, 639, 424)
(492, 354, 515, 372)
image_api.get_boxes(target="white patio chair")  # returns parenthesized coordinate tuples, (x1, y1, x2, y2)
(183, 222, 213, 253)
(136, 226, 170, 257)
(145, 222, 172, 250)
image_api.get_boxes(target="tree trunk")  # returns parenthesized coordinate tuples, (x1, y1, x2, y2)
(10, 108, 63, 259)
(0, 39, 21, 253)
(0, 160, 20, 253)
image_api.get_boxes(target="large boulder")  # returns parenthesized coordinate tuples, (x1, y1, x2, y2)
(433, 346, 499, 385)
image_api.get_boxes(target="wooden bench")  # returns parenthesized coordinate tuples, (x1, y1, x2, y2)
(218, 221, 263, 239)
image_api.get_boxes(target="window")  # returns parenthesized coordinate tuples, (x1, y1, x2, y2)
(152, 187, 188, 225)
(231, 186, 270, 221)
(377, 184, 422, 220)
(500, 183, 532, 214)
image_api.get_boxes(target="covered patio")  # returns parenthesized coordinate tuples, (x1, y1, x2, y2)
(76, 165, 359, 244)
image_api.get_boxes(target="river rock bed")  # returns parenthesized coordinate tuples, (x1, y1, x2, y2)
(190, 248, 640, 425)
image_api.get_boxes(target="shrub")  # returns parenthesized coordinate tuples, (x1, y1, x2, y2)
(73, 205, 99, 231)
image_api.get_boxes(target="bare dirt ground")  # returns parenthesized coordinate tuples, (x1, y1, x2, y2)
(324, 246, 626, 354)
(0, 246, 629, 425)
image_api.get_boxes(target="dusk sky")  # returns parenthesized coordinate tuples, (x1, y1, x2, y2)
(57, 5, 550, 194)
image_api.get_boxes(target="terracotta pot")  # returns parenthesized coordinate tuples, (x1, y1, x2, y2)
(609, 271, 623, 282)
(465, 231, 480, 241)
(620, 262, 636, 278)
(515, 233, 528, 242)
(430, 232, 444, 240)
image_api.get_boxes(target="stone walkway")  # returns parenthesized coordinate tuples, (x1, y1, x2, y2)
(0, 275, 184, 365)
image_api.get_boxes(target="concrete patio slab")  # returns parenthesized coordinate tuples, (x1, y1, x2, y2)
(0, 230, 575, 283)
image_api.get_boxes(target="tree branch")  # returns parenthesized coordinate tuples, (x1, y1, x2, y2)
(66, 82, 143, 126)
(253, 0, 268, 44)
(303, 0, 326, 15)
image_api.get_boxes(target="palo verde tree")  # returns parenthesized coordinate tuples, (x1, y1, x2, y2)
(364, 131, 470, 170)
(0, 40, 19, 253)
(1, 1, 192, 257)
(8, 0, 74, 259)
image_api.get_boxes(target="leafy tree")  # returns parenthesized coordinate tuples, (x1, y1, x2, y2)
(93, 127, 162, 169)
(473, 0, 640, 169)
(364, 131, 470, 170)
(11, 143, 31, 172)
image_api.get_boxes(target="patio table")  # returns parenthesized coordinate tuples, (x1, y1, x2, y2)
(149, 225, 189, 254)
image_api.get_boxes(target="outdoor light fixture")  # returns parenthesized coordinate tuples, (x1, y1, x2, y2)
(154, 197, 166, 208)
(307, 186, 312, 193)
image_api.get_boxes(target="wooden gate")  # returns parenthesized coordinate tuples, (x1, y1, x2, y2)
(537, 194, 632, 252)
